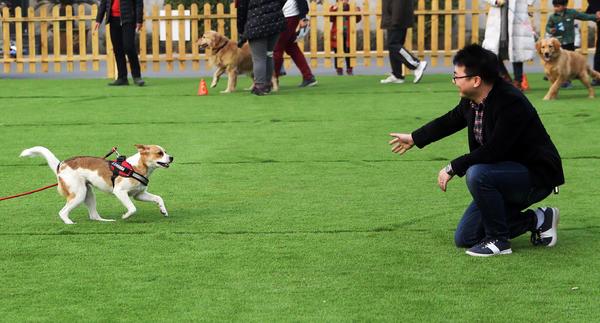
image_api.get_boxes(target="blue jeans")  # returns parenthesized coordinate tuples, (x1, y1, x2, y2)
(454, 162, 552, 247)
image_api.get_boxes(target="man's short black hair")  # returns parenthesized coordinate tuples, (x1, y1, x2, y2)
(552, 0, 568, 5)
(453, 44, 500, 84)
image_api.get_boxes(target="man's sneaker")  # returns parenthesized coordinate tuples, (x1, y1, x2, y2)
(108, 78, 129, 86)
(530, 207, 559, 247)
(380, 74, 405, 84)
(465, 239, 512, 257)
(413, 61, 428, 83)
(299, 77, 317, 87)
(336, 68, 344, 76)
(133, 77, 145, 86)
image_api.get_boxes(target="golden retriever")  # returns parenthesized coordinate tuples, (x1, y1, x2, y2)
(198, 31, 253, 93)
(536, 38, 600, 100)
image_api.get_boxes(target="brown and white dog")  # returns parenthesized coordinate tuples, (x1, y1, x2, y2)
(20, 145, 173, 224)
(536, 37, 600, 100)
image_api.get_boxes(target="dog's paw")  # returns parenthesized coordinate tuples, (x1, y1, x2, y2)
(160, 207, 169, 217)
(210, 82, 217, 88)
(220, 90, 231, 94)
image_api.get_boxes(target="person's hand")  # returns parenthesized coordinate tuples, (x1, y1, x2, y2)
(389, 133, 414, 155)
(94, 22, 100, 32)
(331, 5, 337, 10)
(495, 0, 505, 6)
(438, 167, 454, 192)
(136, 23, 143, 32)
(299, 18, 308, 28)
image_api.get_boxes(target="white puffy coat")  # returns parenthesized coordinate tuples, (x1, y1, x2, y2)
(482, 0, 536, 63)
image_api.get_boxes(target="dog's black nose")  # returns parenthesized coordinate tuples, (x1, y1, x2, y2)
(169, 156, 174, 162)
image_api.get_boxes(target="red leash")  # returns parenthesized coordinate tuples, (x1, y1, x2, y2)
(0, 183, 59, 201)
(0, 147, 119, 202)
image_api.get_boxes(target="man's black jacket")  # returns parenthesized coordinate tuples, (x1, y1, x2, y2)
(96, 0, 144, 25)
(411, 79, 565, 189)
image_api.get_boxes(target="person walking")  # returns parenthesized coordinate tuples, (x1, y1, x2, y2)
(380, 0, 427, 84)
(482, 0, 537, 91)
(389, 44, 564, 257)
(237, 0, 286, 95)
(586, 0, 600, 85)
(95, 0, 145, 86)
(273, 0, 317, 87)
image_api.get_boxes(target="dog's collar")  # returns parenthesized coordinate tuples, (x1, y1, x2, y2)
(109, 157, 149, 186)
(213, 42, 228, 53)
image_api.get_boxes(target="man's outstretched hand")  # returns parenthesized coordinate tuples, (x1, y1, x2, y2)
(389, 133, 414, 155)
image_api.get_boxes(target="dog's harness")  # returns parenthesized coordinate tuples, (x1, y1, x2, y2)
(106, 148, 149, 187)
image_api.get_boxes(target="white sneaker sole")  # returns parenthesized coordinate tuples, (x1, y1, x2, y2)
(542, 207, 560, 247)
(466, 249, 513, 257)
(413, 61, 428, 83)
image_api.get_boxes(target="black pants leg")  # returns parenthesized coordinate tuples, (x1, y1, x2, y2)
(387, 26, 420, 79)
(109, 18, 141, 79)
(512, 62, 523, 83)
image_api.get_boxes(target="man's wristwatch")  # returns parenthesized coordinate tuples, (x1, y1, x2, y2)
(444, 164, 455, 176)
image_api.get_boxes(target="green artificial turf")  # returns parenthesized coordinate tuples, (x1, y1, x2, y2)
(0, 74, 598, 321)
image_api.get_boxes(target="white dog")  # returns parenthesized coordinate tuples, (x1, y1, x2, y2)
(20, 145, 173, 224)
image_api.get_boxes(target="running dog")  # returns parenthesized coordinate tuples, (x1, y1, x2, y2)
(536, 37, 600, 100)
(20, 145, 173, 224)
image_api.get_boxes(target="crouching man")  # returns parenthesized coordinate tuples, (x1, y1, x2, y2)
(389, 44, 564, 257)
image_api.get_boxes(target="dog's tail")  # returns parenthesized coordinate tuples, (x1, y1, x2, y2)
(20, 146, 60, 175)
(589, 67, 600, 80)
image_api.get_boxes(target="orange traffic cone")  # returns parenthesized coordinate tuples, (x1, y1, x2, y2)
(197, 79, 208, 96)
(521, 74, 529, 91)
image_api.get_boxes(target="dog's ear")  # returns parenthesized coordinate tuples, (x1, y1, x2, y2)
(134, 144, 149, 152)
(551, 38, 561, 50)
(215, 33, 228, 48)
(535, 40, 542, 54)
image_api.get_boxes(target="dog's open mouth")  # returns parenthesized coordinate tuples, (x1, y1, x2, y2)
(157, 162, 170, 168)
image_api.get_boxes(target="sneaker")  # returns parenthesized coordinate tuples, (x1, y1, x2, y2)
(560, 81, 572, 88)
(108, 79, 129, 86)
(346, 68, 354, 76)
(251, 84, 269, 96)
(299, 77, 317, 87)
(413, 61, 428, 83)
(380, 74, 405, 84)
(530, 207, 559, 247)
(133, 77, 145, 86)
(465, 239, 512, 257)
(336, 68, 344, 76)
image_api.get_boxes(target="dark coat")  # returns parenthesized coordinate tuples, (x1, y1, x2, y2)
(293, 0, 309, 19)
(586, 0, 600, 14)
(237, 0, 286, 40)
(96, 0, 144, 25)
(381, 0, 415, 29)
(411, 80, 564, 189)
(329, 3, 362, 49)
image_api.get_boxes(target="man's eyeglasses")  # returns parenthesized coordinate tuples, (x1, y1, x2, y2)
(452, 74, 477, 83)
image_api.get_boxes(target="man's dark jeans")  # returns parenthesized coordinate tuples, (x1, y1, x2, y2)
(109, 17, 141, 80)
(454, 162, 553, 247)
